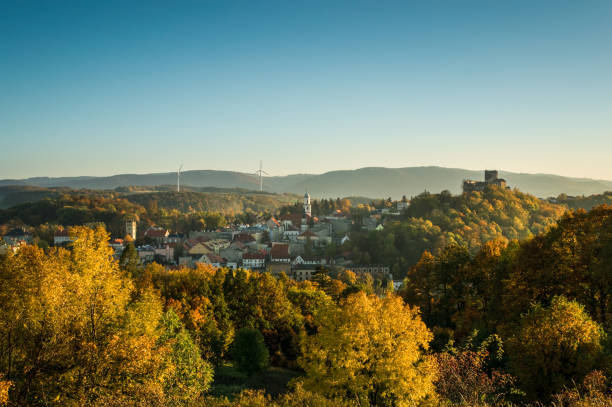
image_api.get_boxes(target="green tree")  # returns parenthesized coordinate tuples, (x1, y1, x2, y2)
(119, 241, 140, 275)
(204, 212, 227, 230)
(232, 328, 270, 376)
(159, 309, 214, 404)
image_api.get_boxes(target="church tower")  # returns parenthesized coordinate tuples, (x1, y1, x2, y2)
(303, 192, 311, 218)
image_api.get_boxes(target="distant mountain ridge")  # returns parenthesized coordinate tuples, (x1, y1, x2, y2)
(2, 167, 612, 199)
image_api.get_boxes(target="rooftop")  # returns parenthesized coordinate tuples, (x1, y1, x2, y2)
(270, 243, 290, 259)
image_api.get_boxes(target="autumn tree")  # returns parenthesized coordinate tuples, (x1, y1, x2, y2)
(0, 375, 10, 406)
(504, 207, 612, 327)
(297, 292, 437, 406)
(435, 332, 516, 405)
(0, 226, 212, 405)
(507, 296, 604, 400)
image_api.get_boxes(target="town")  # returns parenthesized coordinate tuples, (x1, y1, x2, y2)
(0, 190, 399, 284)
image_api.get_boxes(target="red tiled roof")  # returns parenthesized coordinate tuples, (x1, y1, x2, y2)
(205, 254, 225, 263)
(243, 252, 266, 259)
(184, 239, 205, 250)
(234, 233, 255, 242)
(54, 229, 69, 237)
(270, 243, 289, 259)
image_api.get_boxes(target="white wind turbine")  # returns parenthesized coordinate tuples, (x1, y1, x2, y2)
(177, 164, 183, 192)
(254, 161, 268, 192)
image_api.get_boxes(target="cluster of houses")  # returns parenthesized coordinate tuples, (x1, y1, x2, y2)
(1, 193, 397, 282)
(0, 227, 32, 253)
(108, 194, 390, 281)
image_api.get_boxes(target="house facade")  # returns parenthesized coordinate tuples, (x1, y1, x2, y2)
(242, 252, 266, 269)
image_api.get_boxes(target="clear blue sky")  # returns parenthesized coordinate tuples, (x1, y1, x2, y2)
(1, 0, 611, 180)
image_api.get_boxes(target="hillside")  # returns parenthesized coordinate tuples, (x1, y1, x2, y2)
(0, 185, 69, 209)
(4, 166, 612, 199)
(554, 191, 612, 210)
(123, 191, 298, 215)
(0, 171, 313, 192)
(346, 186, 567, 277)
(0, 188, 300, 237)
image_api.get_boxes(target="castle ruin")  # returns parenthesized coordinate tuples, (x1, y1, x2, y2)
(463, 170, 509, 192)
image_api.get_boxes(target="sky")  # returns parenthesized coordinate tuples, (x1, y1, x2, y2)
(1, 0, 611, 180)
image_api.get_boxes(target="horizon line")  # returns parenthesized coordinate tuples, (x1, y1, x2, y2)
(3, 165, 612, 183)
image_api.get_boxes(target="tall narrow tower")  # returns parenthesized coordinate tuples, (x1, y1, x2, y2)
(125, 219, 137, 241)
(303, 191, 311, 218)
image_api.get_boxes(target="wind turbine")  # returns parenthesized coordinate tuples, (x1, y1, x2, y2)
(177, 164, 183, 192)
(254, 161, 268, 192)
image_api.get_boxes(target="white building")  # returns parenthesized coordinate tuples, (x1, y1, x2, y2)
(126, 220, 137, 240)
(53, 229, 71, 245)
(242, 252, 266, 269)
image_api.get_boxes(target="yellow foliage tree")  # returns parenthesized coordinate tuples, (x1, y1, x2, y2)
(296, 292, 437, 406)
(0, 375, 10, 406)
(0, 226, 212, 406)
(507, 296, 604, 400)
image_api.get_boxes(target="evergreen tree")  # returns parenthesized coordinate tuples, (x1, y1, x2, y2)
(231, 328, 270, 376)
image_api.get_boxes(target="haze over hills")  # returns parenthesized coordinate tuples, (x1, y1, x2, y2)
(2, 166, 612, 199)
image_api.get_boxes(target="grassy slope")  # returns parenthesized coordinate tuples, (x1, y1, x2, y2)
(210, 364, 301, 398)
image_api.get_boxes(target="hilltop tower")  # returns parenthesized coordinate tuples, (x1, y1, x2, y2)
(484, 170, 499, 183)
(463, 170, 508, 193)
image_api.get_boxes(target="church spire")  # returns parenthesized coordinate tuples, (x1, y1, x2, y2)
(303, 190, 311, 218)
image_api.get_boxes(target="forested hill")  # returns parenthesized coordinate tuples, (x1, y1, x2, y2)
(554, 191, 612, 210)
(0, 185, 298, 211)
(346, 186, 567, 277)
(0, 185, 68, 209)
(4, 166, 612, 199)
(0, 189, 300, 237)
(124, 191, 298, 215)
